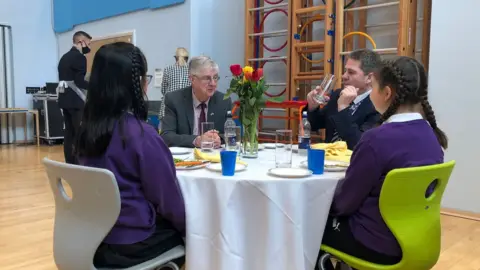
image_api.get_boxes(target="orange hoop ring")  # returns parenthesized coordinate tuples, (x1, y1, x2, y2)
(298, 15, 325, 64)
(343, 31, 377, 49)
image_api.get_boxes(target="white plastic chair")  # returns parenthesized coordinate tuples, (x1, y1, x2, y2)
(43, 157, 185, 270)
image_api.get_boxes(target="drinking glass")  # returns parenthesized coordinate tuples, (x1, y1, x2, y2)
(275, 130, 293, 168)
(201, 122, 215, 152)
(313, 74, 336, 104)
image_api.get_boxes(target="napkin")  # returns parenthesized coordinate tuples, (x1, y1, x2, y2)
(311, 141, 352, 163)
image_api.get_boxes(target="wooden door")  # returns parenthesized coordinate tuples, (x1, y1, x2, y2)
(85, 34, 133, 75)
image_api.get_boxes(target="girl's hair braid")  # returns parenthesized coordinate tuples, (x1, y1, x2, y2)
(375, 57, 448, 149)
(378, 61, 411, 124)
(129, 48, 148, 120)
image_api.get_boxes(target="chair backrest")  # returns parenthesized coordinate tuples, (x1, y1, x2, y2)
(379, 160, 455, 270)
(43, 158, 121, 270)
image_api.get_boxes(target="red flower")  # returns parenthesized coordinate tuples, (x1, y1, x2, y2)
(230, 64, 242, 76)
(251, 68, 263, 82)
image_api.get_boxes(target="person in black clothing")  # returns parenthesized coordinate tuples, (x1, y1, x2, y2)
(57, 31, 92, 164)
(306, 49, 381, 150)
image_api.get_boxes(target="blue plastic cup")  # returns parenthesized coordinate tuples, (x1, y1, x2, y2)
(220, 150, 237, 176)
(308, 148, 325, 175)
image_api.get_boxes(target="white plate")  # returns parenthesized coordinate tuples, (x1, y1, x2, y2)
(268, 167, 312, 178)
(175, 162, 208, 170)
(300, 160, 349, 172)
(206, 162, 247, 172)
(169, 147, 192, 155)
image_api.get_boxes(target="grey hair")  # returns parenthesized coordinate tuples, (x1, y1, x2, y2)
(188, 55, 219, 75)
(348, 49, 382, 75)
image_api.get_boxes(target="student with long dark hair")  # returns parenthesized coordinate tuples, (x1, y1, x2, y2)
(316, 56, 447, 269)
(75, 42, 185, 269)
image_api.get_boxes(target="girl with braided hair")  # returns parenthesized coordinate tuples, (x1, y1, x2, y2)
(315, 56, 447, 270)
(75, 42, 185, 269)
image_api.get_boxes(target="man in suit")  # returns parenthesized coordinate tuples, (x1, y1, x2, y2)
(57, 31, 92, 164)
(161, 56, 232, 147)
(306, 49, 381, 150)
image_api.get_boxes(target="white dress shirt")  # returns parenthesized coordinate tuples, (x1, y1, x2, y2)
(385, 112, 424, 123)
(353, 89, 372, 105)
(192, 90, 210, 136)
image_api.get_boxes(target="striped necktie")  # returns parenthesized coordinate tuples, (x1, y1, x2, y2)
(331, 101, 361, 142)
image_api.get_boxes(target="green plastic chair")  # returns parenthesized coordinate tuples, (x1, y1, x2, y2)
(321, 160, 456, 270)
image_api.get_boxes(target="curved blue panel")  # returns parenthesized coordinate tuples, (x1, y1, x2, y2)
(53, 0, 185, 33)
(150, 0, 186, 8)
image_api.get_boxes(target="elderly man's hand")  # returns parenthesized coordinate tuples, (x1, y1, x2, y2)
(194, 130, 221, 148)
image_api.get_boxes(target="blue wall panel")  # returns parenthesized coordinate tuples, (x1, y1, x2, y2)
(53, 0, 74, 33)
(53, 0, 185, 33)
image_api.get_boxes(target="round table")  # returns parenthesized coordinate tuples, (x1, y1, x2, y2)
(175, 148, 344, 270)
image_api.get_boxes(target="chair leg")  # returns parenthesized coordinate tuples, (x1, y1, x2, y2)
(154, 262, 180, 270)
(318, 253, 332, 270)
(318, 253, 352, 270)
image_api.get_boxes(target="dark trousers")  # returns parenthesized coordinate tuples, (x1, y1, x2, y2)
(62, 108, 82, 164)
(315, 216, 401, 270)
(94, 218, 185, 269)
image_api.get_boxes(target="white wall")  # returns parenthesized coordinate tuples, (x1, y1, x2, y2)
(190, 0, 245, 94)
(56, 3, 191, 101)
(429, 0, 478, 213)
(0, 0, 58, 141)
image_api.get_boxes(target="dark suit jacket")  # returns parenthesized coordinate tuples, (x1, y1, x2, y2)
(57, 47, 89, 109)
(307, 89, 380, 150)
(161, 86, 233, 147)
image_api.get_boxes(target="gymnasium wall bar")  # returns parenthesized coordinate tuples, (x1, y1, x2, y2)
(344, 1, 399, 12)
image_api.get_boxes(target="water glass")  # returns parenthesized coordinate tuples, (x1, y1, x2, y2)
(313, 74, 336, 104)
(275, 130, 293, 168)
(201, 122, 215, 152)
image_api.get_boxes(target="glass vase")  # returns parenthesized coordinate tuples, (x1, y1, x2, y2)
(241, 120, 259, 158)
(239, 102, 259, 159)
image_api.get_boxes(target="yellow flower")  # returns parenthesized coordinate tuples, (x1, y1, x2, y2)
(243, 66, 254, 80)
(243, 66, 253, 73)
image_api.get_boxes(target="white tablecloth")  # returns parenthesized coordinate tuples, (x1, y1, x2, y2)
(176, 149, 344, 270)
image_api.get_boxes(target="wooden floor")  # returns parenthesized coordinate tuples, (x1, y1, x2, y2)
(1, 145, 479, 269)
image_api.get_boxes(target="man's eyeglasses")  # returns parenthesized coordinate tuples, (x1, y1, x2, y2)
(195, 75, 220, 83)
